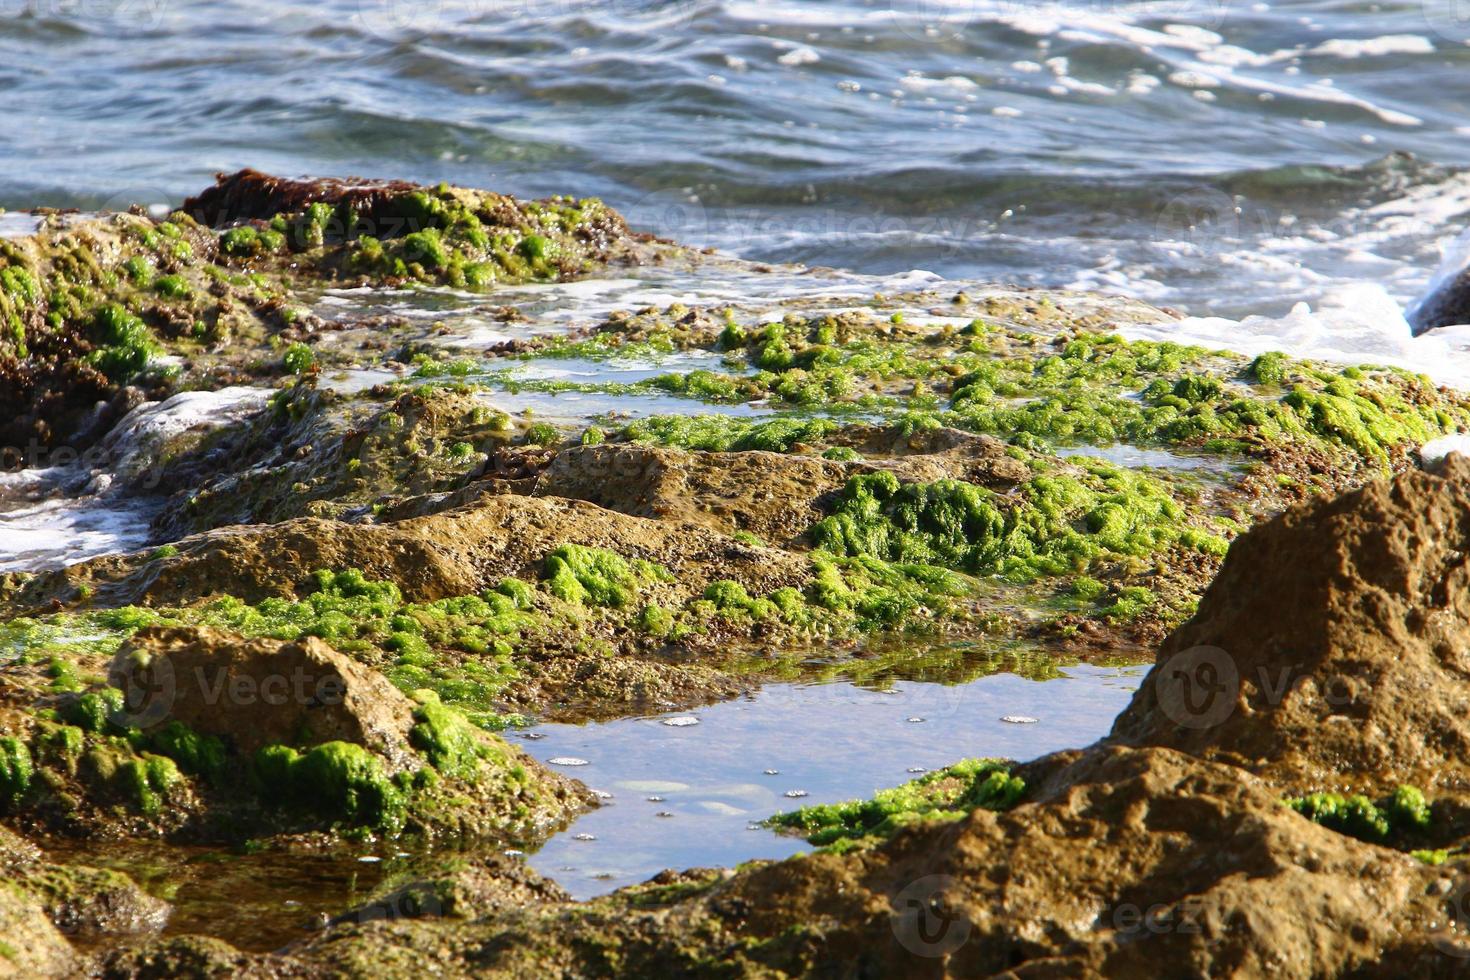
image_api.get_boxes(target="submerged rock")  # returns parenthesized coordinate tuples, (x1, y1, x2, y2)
(0, 824, 183, 980)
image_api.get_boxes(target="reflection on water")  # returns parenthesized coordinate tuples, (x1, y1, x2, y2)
(517, 663, 1142, 898)
(37, 661, 1142, 946)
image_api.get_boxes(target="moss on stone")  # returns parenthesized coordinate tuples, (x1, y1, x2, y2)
(64, 688, 125, 735)
(149, 721, 226, 779)
(410, 696, 495, 781)
(811, 464, 1224, 584)
(254, 741, 406, 833)
(118, 754, 180, 818)
(1284, 785, 1432, 844)
(543, 545, 640, 609)
(0, 737, 33, 810)
(767, 758, 1024, 847)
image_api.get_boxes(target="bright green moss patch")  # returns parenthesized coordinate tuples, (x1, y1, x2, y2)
(1284, 785, 1432, 844)
(523, 422, 561, 446)
(118, 754, 181, 818)
(64, 688, 125, 734)
(149, 721, 225, 778)
(410, 695, 496, 781)
(767, 758, 1024, 848)
(812, 463, 1224, 584)
(87, 304, 157, 380)
(282, 342, 315, 375)
(0, 737, 33, 810)
(620, 415, 841, 453)
(1248, 351, 1289, 385)
(255, 741, 406, 833)
(636, 603, 674, 637)
(544, 545, 647, 609)
(806, 553, 970, 630)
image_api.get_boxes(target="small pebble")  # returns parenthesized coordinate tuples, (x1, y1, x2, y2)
(662, 716, 699, 727)
(591, 789, 614, 799)
(519, 732, 546, 740)
(504, 849, 525, 857)
(763, 769, 780, 775)
(549, 757, 590, 767)
(656, 811, 674, 818)
(1001, 715, 1039, 724)
(647, 795, 665, 802)
(784, 789, 809, 798)
(574, 833, 597, 841)
(907, 767, 928, 774)
(594, 872, 614, 880)
(907, 717, 925, 723)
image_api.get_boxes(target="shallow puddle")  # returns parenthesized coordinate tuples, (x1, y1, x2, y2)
(1054, 444, 1232, 472)
(40, 838, 396, 954)
(516, 663, 1143, 899)
(36, 662, 1142, 950)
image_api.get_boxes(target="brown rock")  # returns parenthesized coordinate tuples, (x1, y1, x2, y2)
(48, 494, 811, 610)
(1111, 453, 1470, 797)
(108, 626, 420, 771)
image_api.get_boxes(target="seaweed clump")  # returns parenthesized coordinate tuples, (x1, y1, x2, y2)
(767, 758, 1024, 850)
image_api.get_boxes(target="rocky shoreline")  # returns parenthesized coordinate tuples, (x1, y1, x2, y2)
(3, 173, 1470, 976)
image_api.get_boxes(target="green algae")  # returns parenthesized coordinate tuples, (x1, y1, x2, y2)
(767, 758, 1024, 848)
(64, 688, 125, 735)
(544, 545, 651, 609)
(409, 695, 497, 781)
(0, 737, 33, 810)
(1284, 785, 1432, 844)
(564, 306, 1469, 469)
(149, 721, 225, 779)
(635, 603, 674, 637)
(118, 755, 181, 818)
(87, 304, 157, 381)
(619, 415, 840, 453)
(254, 741, 406, 833)
(282, 342, 315, 375)
(811, 464, 1224, 585)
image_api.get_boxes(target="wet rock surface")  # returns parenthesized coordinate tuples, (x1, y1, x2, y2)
(104, 455, 1470, 978)
(6, 175, 1470, 974)
(1112, 453, 1470, 801)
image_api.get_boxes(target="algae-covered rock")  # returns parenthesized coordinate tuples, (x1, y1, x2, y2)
(0, 883, 75, 979)
(0, 824, 174, 976)
(175, 457, 1470, 977)
(254, 747, 1452, 978)
(38, 493, 813, 611)
(108, 626, 424, 767)
(532, 436, 1029, 547)
(98, 625, 590, 842)
(0, 169, 639, 454)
